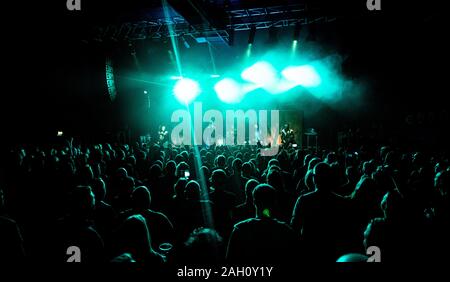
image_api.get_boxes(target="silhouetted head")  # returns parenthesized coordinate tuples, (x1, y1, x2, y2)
(379, 145, 390, 158)
(200, 166, 210, 183)
(183, 227, 224, 263)
(119, 176, 135, 196)
(325, 152, 337, 165)
(241, 162, 252, 177)
(266, 169, 283, 192)
(125, 155, 136, 167)
(175, 154, 184, 164)
(117, 214, 153, 261)
(174, 177, 188, 199)
(308, 157, 321, 171)
(226, 156, 234, 169)
(116, 167, 128, 179)
(245, 179, 260, 204)
(232, 158, 243, 173)
(253, 184, 277, 218)
(149, 164, 162, 179)
(362, 160, 376, 176)
(132, 186, 151, 210)
(216, 155, 226, 168)
(312, 162, 334, 192)
(210, 169, 227, 189)
(267, 159, 280, 170)
(345, 165, 358, 183)
(91, 177, 106, 203)
(176, 161, 190, 178)
(165, 160, 176, 177)
(185, 180, 201, 201)
(205, 152, 214, 166)
(372, 165, 396, 192)
(303, 154, 313, 168)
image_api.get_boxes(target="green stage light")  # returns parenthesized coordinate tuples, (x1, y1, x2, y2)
(214, 78, 242, 104)
(246, 43, 253, 58)
(170, 75, 183, 80)
(281, 65, 321, 87)
(292, 40, 298, 51)
(173, 78, 200, 104)
(241, 61, 277, 88)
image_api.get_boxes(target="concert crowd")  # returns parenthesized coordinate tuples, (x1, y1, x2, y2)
(0, 137, 449, 269)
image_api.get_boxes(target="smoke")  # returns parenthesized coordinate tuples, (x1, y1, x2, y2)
(244, 40, 370, 118)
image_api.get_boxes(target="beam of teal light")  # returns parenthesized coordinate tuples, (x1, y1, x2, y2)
(185, 107, 214, 231)
(246, 43, 253, 58)
(207, 42, 218, 76)
(117, 76, 170, 87)
(291, 40, 298, 60)
(292, 40, 298, 51)
(162, 0, 183, 77)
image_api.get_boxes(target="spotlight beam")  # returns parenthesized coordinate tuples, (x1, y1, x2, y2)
(163, 0, 183, 77)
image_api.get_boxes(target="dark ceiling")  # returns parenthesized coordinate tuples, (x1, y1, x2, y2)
(1, 1, 447, 143)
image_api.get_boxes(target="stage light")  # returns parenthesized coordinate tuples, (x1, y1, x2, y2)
(214, 78, 242, 104)
(246, 26, 256, 58)
(292, 40, 298, 51)
(170, 75, 183, 80)
(246, 43, 253, 58)
(281, 65, 321, 87)
(241, 61, 277, 88)
(210, 74, 221, 78)
(143, 90, 148, 94)
(173, 78, 200, 104)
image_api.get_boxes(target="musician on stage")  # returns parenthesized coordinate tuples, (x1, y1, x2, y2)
(158, 125, 169, 145)
(281, 123, 295, 146)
